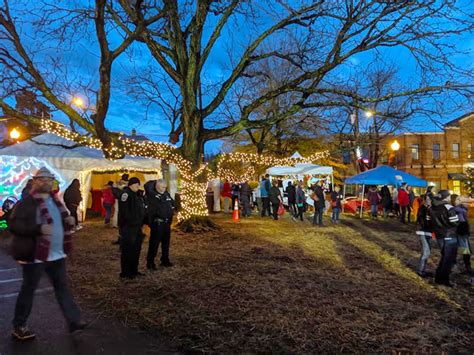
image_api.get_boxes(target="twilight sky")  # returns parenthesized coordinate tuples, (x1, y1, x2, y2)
(2, 1, 473, 154)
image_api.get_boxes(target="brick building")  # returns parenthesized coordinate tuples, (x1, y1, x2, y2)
(387, 112, 474, 195)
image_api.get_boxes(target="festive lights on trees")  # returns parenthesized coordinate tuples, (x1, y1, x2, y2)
(40, 119, 330, 221)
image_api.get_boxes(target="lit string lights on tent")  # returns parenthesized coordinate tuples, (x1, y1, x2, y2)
(41, 120, 207, 221)
(41, 120, 330, 220)
(216, 151, 330, 182)
(0, 156, 65, 227)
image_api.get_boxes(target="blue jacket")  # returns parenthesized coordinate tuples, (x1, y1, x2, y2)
(260, 179, 270, 198)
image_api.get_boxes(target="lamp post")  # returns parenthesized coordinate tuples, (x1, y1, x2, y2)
(9, 128, 20, 143)
(390, 139, 400, 169)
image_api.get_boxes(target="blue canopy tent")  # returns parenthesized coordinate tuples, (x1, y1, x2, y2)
(344, 165, 428, 217)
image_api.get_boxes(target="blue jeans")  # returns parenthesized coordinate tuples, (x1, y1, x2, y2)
(313, 207, 324, 226)
(417, 232, 432, 275)
(370, 204, 378, 217)
(435, 237, 458, 285)
(103, 203, 113, 224)
(331, 207, 340, 221)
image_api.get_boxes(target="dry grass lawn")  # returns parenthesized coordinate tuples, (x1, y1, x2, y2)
(12, 213, 474, 352)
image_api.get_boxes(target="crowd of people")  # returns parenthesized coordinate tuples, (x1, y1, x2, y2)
(3, 167, 472, 341)
(213, 175, 473, 287)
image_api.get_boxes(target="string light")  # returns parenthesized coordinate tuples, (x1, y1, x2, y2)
(40, 119, 332, 221)
(41, 120, 208, 221)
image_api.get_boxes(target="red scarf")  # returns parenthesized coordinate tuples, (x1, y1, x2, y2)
(32, 191, 73, 261)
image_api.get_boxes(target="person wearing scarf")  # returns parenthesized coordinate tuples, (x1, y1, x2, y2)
(8, 167, 86, 341)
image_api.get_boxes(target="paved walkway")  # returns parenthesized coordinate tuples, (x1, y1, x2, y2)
(0, 249, 177, 355)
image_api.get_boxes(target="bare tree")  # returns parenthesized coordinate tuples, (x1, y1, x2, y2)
(0, 0, 473, 168)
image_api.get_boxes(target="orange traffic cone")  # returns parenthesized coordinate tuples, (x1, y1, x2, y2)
(232, 200, 240, 222)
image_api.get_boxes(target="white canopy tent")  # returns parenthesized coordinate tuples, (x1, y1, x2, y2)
(267, 163, 333, 182)
(0, 133, 177, 220)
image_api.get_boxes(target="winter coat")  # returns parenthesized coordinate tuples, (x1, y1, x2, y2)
(63, 180, 82, 207)
(312, 186, 325, 209)
(296, 187, 305, 205)
(222, 182, 232, 198)
(240, 183, 252, 199)
(398, 188, 409, 207)
(330, 191, 343, 209)
(380, 186, 392, 208)
(269, 186, 281, 204)
(260, 179, 270, 198)
(416, 204, 432, 233)
(367, 189, 380, 205)
(144, 180, 174, 224)
(286, 184, 296, 203)
(118, 187, 146, 228)
(408, 191, 415, 207)
(428, 198, 459, 239)
(453, 205, 470, 236)
(102, 187, 115, 205)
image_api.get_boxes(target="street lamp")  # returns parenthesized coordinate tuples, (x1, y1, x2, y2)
(10, 128, 20, 140)
(391, 140, 400, 151)
(365, 110, 374, 118)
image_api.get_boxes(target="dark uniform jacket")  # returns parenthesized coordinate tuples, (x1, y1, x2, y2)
(144, 181, 174, 224)
(118, 187, 146, 228)
(428, 198, 459, 239)
(8, 195, 42, 262)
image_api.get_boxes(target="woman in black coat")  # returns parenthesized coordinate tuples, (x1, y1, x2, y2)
(64, 179, 82, 227)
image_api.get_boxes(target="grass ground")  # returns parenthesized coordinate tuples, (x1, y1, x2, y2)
(60, 212, 474, 353)
(1, 212, 472, 352)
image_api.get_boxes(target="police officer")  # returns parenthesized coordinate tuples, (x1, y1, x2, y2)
(429, 189, 459, 287)
(144, 178, 175, 270)
(118, 177, 146, 279)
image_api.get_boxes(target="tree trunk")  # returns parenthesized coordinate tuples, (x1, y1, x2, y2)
(180, 112, 205, 167)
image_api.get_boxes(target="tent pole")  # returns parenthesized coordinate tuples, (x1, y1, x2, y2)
(359, 184, 365, 218)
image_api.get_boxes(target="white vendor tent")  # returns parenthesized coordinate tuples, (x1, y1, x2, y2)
(267, 163, 333, 179)
(0, 133, 177, 220)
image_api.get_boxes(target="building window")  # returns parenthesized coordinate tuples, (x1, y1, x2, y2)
(433, 143, 440, 160)
(468, 143, 472, 159)
(452, 143, 459, 159)
(411, 144, 419, 161)
(452, 180, 461, 195)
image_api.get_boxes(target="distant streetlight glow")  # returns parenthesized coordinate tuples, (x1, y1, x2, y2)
(72, 97, 85, 108)
(10, 128, 20, 140)
(391, 140, 400, 151)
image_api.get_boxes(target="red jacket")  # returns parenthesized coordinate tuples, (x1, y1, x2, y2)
(222, 182, 232, 198)
(398, 188, 409, 207)
(102, 187, 115, 205)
